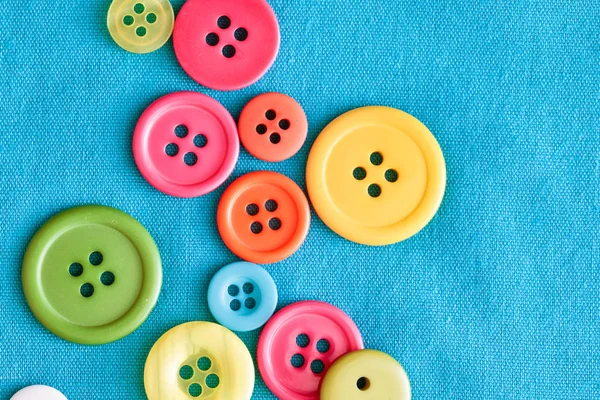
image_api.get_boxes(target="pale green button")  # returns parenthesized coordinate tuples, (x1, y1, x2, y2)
(107, 0, 174, 54)
(22, 205, 162, 345)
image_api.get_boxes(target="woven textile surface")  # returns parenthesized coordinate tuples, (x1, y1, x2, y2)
(1, 0, 599, 398)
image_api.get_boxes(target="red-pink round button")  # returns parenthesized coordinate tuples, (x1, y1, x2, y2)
(173, 0, 280, 91)
(133, 91, 239, 197)
(257, 301, 364, 400)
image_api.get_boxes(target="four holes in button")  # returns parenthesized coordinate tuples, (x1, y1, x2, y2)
(353, 152, 399, 198)
(247, 200, 279, 234)
(207, 15, 247, 58)
(179, 356, 220, 397)
(228, 282, 257, 312)
(123, 4, 156, 36)
(69, 251, 116, 298)
(168, 124, 206, 167)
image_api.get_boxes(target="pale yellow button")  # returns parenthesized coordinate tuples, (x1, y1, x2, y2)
(107, 0, 174, 54)
(306, 106, 446, 245)
(321, 350, 411, 400)
(144, 322, 254, 400)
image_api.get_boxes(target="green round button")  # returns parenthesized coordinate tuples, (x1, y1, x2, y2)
(22, 205, 162, 345)
(107, 0, 174, 54)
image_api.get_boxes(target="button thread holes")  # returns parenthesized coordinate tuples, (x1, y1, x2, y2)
(353, 152, 399, 197)
(357, 377, 371, 391)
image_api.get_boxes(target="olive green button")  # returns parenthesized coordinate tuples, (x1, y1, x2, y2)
(22, 205, 162, 345)
(321, 350, 411, 400)
(107, 0, 174, 54)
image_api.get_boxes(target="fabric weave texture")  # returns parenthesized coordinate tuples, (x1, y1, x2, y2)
(0, 0, 599, 399)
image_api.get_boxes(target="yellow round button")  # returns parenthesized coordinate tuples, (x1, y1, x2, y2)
(107, 0, 174, 54)
(144, 322, 254, 400)
(321, 350, 411, 400)
(306, 106, 446, 245)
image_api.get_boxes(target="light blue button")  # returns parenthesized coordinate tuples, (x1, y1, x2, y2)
(207, 261, 277, 332)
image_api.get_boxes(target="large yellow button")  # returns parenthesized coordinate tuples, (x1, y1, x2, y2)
(144, 322, 254, 400)
(320, 350, 411, 400)
(306, 106, 446, 245)
(107, 0, 174, 54)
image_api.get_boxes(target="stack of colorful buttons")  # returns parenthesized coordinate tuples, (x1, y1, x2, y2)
(13, 0, 449, 398)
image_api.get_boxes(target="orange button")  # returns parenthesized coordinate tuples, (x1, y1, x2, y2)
(238, 93, 308, 162)
(217, 171, 310, 264)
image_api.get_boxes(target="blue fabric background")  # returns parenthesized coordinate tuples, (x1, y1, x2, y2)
(0, 0, 599, 398)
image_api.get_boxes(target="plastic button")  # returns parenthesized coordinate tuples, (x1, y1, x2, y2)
(217, 171, 310, 264)
(11, 385, 67, 400)
(238, 93, 308, 162)
(145, 322, 254, 400)
(257, 301, 364, 400)
(306, 106, 446, 245)
(133, 92, 239, 197)
(107, 0, 174, 54)
(173, 0, 280, 90)
(207, 262, 277, 332)
(22, 205, 162, 345)
(321, 350, 411, 400)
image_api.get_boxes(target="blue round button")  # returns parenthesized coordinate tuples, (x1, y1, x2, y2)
(207, 262, 277, 332)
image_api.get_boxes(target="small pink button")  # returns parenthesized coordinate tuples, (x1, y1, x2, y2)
(173, 0, 280, 91)
(133, 92, 239, 197)
(257, 301, 364, 400)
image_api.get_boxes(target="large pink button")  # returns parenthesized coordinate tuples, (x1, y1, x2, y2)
(173, 0, 280, 91)
(257, 301, 364, 400)
(133, 92, 239, 197)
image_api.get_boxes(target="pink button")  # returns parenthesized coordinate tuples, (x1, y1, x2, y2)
(173, 0, 280, 91)
(133, 92, 239, 197)
(257, 301, 364, 400)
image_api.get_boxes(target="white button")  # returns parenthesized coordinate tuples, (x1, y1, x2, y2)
(11, 385, 67, 400)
